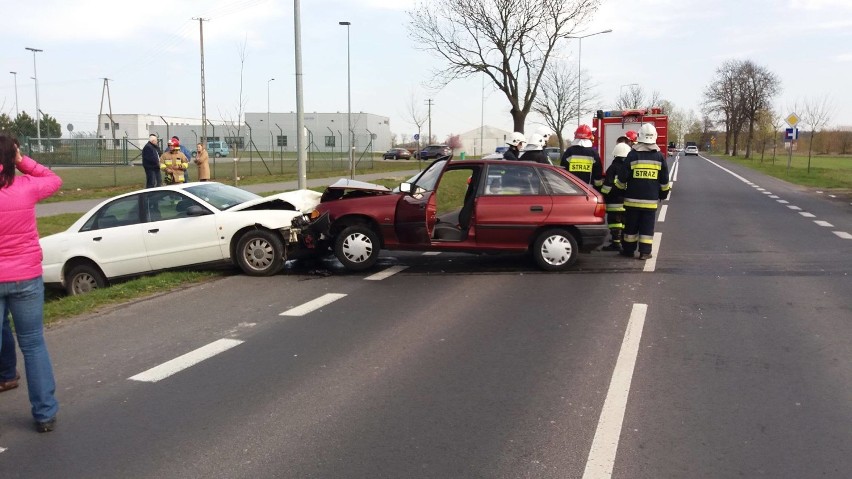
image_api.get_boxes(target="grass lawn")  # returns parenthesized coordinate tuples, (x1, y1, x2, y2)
(720, 153, 852, 191)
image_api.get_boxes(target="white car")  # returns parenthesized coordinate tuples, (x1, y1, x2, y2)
(41, 182, 321, 295)
(684, 146, 699, 156)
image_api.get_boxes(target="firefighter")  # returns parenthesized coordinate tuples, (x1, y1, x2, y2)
(160, 138, 189, 184)
(600, 142, 631, 251)
(504, 132, 526, 161)
(614, 123, 671, 260)
(559, 124, 603, 189)
(522, 133, 550, 164)
(615, 130, 638, 147)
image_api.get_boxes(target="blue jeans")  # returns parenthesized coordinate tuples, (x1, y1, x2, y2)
(0, 306, 16, 381)
(145, 168, 162, 188)
(0, 277, 59, 422)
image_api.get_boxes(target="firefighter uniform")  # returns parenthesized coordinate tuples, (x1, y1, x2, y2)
(560, 144, 603, 189)
(160, 149, 189, 184)
(503, 145, 522, 161)
(614, 140, 670, 259)
(600, 144, 630, 251)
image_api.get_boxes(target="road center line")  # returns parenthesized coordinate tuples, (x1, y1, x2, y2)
(128, 339, 244, 383)
(657, 205, 668, 223)
(769, 195, 779, 199)
(833, 231, 852, 240)
(814, 220, 834, 227)
(777, 199, 789, 204)
(582, 303, 648, 479)
(365, 265, 408, 281)
(786, 205, 802, 211)
(280, 293, 347, 317)
(643, 232, 662, 273)
(798, 212, 816, 218)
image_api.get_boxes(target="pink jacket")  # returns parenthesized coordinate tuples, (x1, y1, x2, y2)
(0, 156, 62, 282)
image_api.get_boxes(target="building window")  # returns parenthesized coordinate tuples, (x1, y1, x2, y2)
(277, 135, 288, 147)
(325, 136, 335, 147)
(224, 136, 245, 149)
(104, 122, 119, 130)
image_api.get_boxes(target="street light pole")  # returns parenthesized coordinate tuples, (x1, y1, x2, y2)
(9, 72, 18, 118)
(339, 21, 353, 179)
(25, 47, 43, 150)
(569, 30, 611, 126)
(267, 77, 275, 156)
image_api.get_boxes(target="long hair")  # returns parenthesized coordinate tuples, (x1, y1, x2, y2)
(0, 133, 19, 189)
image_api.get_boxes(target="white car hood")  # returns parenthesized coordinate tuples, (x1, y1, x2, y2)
(229, 189, 322, 213)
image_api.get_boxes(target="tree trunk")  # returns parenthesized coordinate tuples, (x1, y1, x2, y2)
(745, 118, 755, 159)
(511, 108, 527, 134)
(556, 133, 565, 152)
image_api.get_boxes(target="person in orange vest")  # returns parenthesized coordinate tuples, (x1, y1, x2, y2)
(160, 138, 189, 184)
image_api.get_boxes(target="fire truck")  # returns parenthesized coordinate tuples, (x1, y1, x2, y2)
(592, 107, 669, 170)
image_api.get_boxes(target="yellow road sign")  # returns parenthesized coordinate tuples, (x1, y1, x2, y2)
(786, 113, 800, 127)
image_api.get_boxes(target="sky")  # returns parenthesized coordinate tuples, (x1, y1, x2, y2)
(2, 0, 851, 141)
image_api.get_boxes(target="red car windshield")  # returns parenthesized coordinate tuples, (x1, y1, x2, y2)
(406, 159, 448, 192)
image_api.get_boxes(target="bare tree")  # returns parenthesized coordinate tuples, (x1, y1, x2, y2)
(532, 61, 598, 150)
(219, 36, 249, 164)
(409, 0, 599, 133)
(404, 90, 428, 159)
(741, 62, 781, 158)
(770, 107, 784, 163)
(802, 95, 834, 173)
(613, 85, 661, 110)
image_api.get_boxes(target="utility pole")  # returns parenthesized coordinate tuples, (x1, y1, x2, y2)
(425, 98, 433, 144)
(98, 78, 116, 148)
(294, 0, 307, 189)
(9, 72, 18, 118)
(194, 17, 209, 144)
(25, 47, 43, 151)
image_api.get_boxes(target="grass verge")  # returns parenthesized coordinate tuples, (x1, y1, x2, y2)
(719, 153, 852, 192)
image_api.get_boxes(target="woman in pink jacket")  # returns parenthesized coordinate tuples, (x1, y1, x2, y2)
(0, 134, 62, 433)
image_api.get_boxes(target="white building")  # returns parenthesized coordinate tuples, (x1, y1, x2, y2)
(97, 112, 392, 154)
(457, 125, 513, 156)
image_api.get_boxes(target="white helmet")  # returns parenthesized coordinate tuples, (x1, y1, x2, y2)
(639, 123, 658, 144)
(507, 132, 526, 147)
(612, 143, 632, 158)
(526, 133, 546, 150)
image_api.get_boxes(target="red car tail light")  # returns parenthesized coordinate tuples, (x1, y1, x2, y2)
(594, 202, 606, 218)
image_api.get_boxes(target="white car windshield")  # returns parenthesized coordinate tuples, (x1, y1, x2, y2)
(184, 183, 260, 210)
(406, 159, 447, 192)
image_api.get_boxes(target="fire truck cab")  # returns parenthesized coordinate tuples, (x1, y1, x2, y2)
(592, 108, 669, 170)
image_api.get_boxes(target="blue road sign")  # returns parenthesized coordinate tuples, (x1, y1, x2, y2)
(785, 128, 798, 140)
(413, 133, 420, 141)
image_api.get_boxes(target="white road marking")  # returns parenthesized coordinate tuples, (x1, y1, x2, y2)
(829, 194, 836, 198)
(787, 205, 802, 211)
(777, 200, 789, 204)
(816, 190, 823, 194)
(751, 185, 761, 188)
(833, 231, 852, 240)
(700, 156, 752, 183)
(762, 191, 772, 195)
(422, 251, 441, 256)
(0, 446, 6, 454)
(769, 195, 780, 199)
(814, 220, 834, 227)
(798, 212, 816, 218)
(128, 339, 244, 383)
(582, 303, 648, 479)
(757, 187, 765, 191)
(671, 161, 679, 182)
(657, 205, 668, 223)
(643, 232, 663, 273)
(365, 265, 408, 281)
(280, 293, 347, 316)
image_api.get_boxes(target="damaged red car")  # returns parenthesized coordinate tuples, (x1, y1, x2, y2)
(292, 157, 608, 271)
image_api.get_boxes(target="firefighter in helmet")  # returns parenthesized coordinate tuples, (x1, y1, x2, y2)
(160, 138, 189, 184)
(521, 133, 550, 164)
(614, 122, 671, 260)
(600, 142, 631, 251)
(560, 124, 603, 189)
(504, 132, 526, 161)
(616, 130, 638, 147)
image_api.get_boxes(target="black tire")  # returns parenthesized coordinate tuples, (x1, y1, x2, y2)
(334, 224, 380, 271)
(531, 228, 578, 271)
(392, 154, 398, 160)
(65, 262, 107, 296)
(236, 229, 285, 276)
(215, 152, 222, 158)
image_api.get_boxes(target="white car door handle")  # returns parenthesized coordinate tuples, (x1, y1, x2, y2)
(148, 228, 159, 234)
(93, 237, 102, 242)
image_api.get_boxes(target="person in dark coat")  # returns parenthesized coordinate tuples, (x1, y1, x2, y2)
(142, 134, 162, 188)
(503, 132, 526, 161)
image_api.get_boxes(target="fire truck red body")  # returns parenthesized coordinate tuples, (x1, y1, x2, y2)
(592, 108, 669, 171)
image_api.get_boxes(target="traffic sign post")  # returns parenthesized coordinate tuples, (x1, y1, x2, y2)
(785, 113, 799, 174)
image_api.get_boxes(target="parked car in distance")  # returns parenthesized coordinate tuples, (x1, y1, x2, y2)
(192, 141, 231, 158)
(382, 148, 412, 160)
(684, 145, 699, 156)
(420, 144, 453, 160)
(292, 158, 608, 272)
(41, 183, 321, 295)
(482, 145, 509, 160)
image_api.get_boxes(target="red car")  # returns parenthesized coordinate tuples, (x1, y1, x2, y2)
(292, 158, 608, 271)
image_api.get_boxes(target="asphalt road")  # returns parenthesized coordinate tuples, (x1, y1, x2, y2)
(1, 154, 850, 478)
